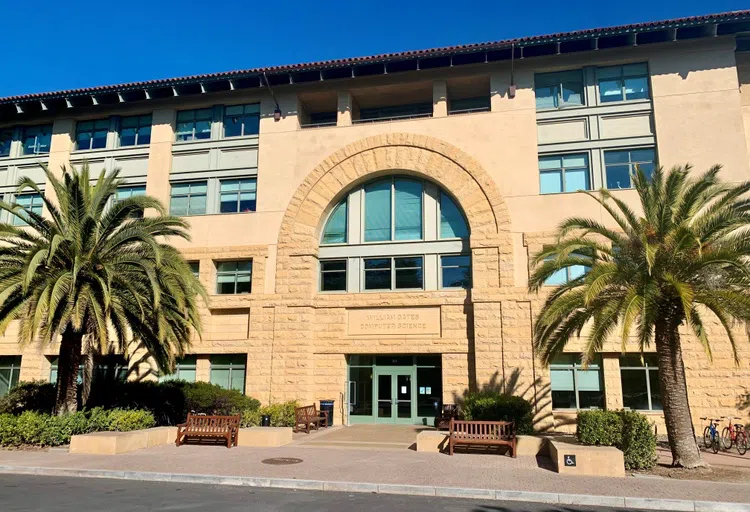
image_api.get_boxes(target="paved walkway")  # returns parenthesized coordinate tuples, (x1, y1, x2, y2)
(293, 424, 428, 450)
(0, 442, 748, 507)
(657, 445, 750, 469)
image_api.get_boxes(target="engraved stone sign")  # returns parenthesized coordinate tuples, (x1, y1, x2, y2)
(347, 307, 441, 336)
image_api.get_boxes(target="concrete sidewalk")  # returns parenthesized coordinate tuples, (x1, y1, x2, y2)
(0, 444, 748, 511)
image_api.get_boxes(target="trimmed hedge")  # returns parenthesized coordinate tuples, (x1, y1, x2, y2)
(84, 380, 261, 425)
(577, 410, 656, 470)
(241, 401, 298, 427)
(461, 391, 534, 434)
(0, 408, 155, 447)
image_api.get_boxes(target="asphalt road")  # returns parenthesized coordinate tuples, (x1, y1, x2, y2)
(0, 474, 646, 511)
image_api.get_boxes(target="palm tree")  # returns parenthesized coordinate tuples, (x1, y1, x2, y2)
(529, 165, 750, 469)
(0, 163, 205, 414)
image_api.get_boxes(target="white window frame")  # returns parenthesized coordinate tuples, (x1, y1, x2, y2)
(596, 63, 650, 104)
(12, 192, 44, 226)
(175, 108, 213, 142)
(74, 118, 110, 151)
(222, 103, 260, 138)
(362, 177, 425, 243)
(439, 254, 472, 289)
(550, 356, 604, 411)
(21, 124, 52, 155)
(0, 356, 21, 397)
(603, 146, 657, 190)
(361, 255, 424, 292)
(118, 114, 152, 147)
(319, 259, 348, 293)
(209, 355, 246, 393)
(169, 180, 208, 216)
(538, 153, 591, 195)
(218, 177, 257, 214)
(215, 260, 253, 295)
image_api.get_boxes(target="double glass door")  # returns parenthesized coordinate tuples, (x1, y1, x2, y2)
(376, 367, 414, 423)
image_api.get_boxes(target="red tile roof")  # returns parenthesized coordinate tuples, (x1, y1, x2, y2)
(1, 9, 748, 104)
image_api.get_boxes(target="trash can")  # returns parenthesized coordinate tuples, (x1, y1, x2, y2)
(261, 414, 271, 427)
(319, 399, 335, 427)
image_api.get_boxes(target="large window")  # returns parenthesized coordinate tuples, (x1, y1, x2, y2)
(440, 192, 468, 239)
(322, 200, 347, 244)
(170, 181, 207, 216)
(604, 148, 656, 190)
(50, 356, 126, 385)
(75, 119, 109, 151)
(598, 63, 649, 103)
(449, 96, 491, 115)
(0, 356, 21, 397)
(358, 103, 432, 122)
(159, 355, 197, 382)
(49, 357, 84, 386)
(620, 355, 662, 411)
(550, 355, 604, 410)
(175, 109, 212, 142)
(21, 125, 52, 155)
(216, 260, 252, 294)
(364, 256, 423, 291)
(219, 178, 257, 213)
(0, 128, 13, 157)
(13, 193, 44, 226)
(189, 261, 200, 278)
(223, 104, 260, 138)
(119, 114, 152, 147)
(320, 260, 347, 292)
(319, 176, 470, 293)
(440, 255, 471, 289)
(210, 355, 246, 393)
(539, 154, 590, 194)
(543, 252, 588, 286)
(535, 70, 584, 110)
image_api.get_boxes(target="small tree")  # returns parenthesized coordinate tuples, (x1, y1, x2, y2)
(529, 165, 750, 468)
(0, 164, 206, 414)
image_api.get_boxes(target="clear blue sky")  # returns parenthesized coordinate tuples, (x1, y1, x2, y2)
(2, 1, 747, 98)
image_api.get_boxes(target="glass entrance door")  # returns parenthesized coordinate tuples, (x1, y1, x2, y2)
(375, 367, 414, 424)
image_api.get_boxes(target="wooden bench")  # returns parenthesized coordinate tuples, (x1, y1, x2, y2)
(449, 419, 516, 457)
(293, 404, 328, 433)
(434, 404, 460, 430)
(175, 413, 240, 448)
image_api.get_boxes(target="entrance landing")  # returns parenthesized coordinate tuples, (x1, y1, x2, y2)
(294, 424, 431, 451)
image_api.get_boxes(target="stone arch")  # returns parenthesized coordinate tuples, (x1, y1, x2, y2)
(275, 133, 513, 294)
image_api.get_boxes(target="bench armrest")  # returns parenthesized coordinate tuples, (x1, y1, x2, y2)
(176, 423, 187, 428)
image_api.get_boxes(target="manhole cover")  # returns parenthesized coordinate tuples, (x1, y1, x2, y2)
(261, 458, 303, 465)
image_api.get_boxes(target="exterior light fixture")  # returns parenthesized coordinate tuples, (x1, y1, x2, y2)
(274, 109, 282, 121)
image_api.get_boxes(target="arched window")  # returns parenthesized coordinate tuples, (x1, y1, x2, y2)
(319, 176, 471, 293)
(322, 199, 347, 244)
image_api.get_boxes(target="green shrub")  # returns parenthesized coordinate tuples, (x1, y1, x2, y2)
(576, 410, 656, 470)
(462, 391, 534, 434)
(240, 401, 299, 428)
(576, 410, 623, 446)
(106, 409, 155, 432)
(620, 410, 657, 470)
(0, 414, 21, 446)
(87, 380, 260, 425)
(0, 381, 56, 415)
(0, 409, 156, 447)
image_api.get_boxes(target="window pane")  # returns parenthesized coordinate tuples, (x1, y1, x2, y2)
(568, 264, 586, 280)
(217, 261, 238, 272)
(364, 258, 390, 270)
(395, 257, 423, 289)
(540, 171, 563, 194)
(545, 268, 567, 286)
(170, 196, 188, 216)
(576, 369, 602, 392)
(599, 79, 623, 102)
(621, 369, 649, 410)
(624, 76, 649, 100)
(225, 105, 244, 116)
(578, 391, 604, 409)
(322, 200, 347, 244)
(178, 368, 196, 382)
(76, 131, 92, 150)
(551, 368, 575, 391)
(539, 156, 562, 170)
(535, 86, 557, 109)
(441, 266, 471, 288)
(364, 179, 392, 242)
(394, 179, 422, 240)
(220, 193, 238, 213)
(440, 192, 468, 239)
(138, 125, 151, 145)
(0, 129, 13, 157)
(604, 150, 629, 165)
(564, 169, 589, 192)
(365, 270, 390, 290)
(561, 81, 583, 106)
(210, 368, 230, 389)
(630, 148, 655, 163)
(321, 271, 347, 291)
(224, 116, 243, 137)
(230, 367, 246, 393)
(235, 274, 251, 294)
(243, 114, 260, 135)
(606, 164, 632, 189)
(120, 127, 137, 147)
(321, 260, 346, 272)
(195, 120, 211, 139)
(189, 194, 207, 215)
(239, 192, 256, 212)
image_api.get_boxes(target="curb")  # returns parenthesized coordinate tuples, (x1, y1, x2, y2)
(0, 465, 748, 511)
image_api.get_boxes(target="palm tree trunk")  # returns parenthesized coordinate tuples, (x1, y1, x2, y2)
(54, 326, 82, 416)
(654, 309, 706, 468)
(80, 349, 94, 407)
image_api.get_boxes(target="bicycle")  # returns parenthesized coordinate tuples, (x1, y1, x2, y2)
(701, 417, 722, 454)
(721, 417, 748, 456)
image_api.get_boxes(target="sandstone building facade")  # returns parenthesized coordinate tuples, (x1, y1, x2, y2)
(1, 11, 750, 430)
